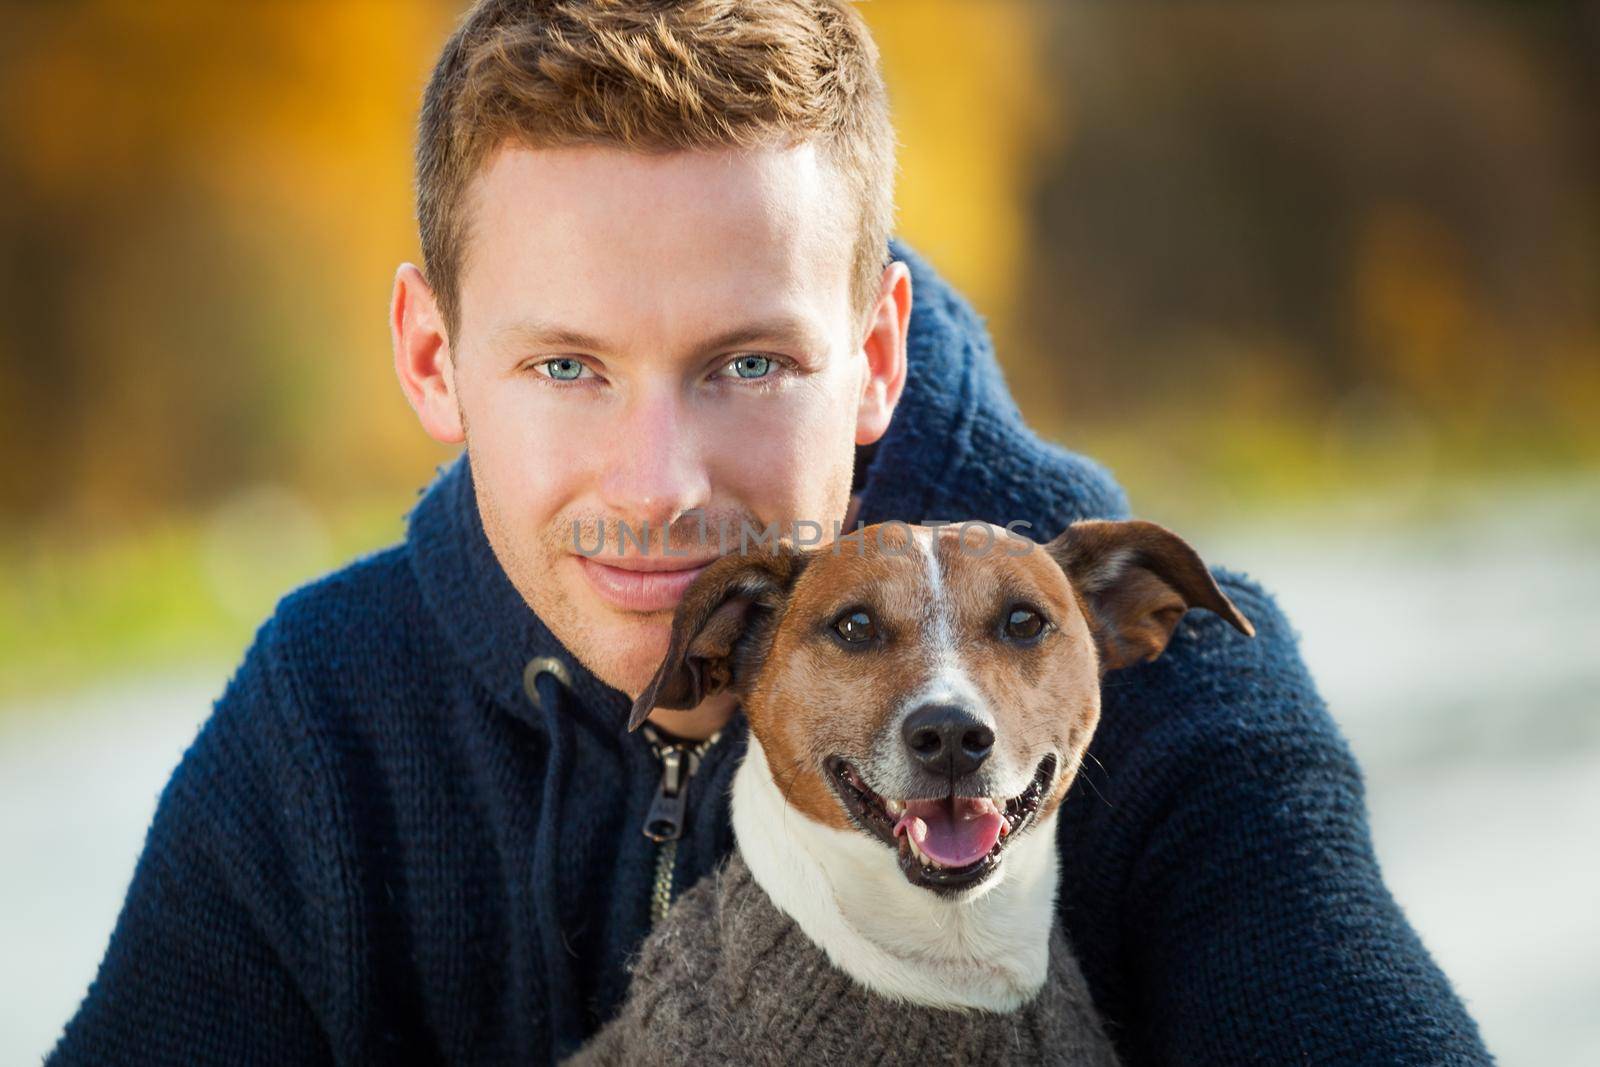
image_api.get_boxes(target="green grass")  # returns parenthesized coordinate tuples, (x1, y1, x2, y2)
(1037, 411, 1600, 530)
(0, 495, 410, 709)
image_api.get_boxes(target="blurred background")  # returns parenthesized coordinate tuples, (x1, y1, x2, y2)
(1, 0, 1596, 1062)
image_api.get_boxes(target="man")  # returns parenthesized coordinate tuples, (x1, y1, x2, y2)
(49, 1, 1491, 1064)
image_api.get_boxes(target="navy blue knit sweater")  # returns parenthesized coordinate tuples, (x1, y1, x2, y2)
(47, 239, 1490, 1066)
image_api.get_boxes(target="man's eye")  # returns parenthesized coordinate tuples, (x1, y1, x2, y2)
(721, 354, 773, 380)
(536, 358, 589, 381)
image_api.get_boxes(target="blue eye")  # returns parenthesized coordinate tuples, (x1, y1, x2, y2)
(727, 354, 772, 379)
(540, 358, 587, 381)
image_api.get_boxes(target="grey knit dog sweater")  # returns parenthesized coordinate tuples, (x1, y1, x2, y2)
(565, 851, 1121, 1066)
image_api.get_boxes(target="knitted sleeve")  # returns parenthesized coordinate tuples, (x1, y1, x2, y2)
(1110, 574, 1493, 1065)
(45, 617, 340, 1066)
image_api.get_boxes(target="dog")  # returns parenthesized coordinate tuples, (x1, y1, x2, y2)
(573, 518, 1253, 1064)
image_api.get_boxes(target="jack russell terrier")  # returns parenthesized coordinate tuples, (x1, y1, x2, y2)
(570, 518, 1253, 1065)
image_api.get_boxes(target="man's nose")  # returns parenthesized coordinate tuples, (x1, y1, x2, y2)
(901, 704, 994, 778)
(598, 385, 712, 536)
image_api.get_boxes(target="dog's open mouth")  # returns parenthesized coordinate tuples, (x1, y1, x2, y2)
(824, 753, 1057, 893)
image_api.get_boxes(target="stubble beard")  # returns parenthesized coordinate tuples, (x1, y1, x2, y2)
(461, 418, 656, 698)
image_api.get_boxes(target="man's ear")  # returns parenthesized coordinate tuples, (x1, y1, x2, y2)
(627, 544, 809, 731)
(1044, 520, 1255, 672)
(855, 260, 911, 447)
(391, 262, 464, 444)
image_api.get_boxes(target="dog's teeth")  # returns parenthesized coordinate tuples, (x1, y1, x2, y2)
(905, 833, 940, 869)
(886, 799, 904, 816)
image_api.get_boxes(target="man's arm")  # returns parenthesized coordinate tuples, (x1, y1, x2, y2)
(47, 619, 339, 1065)
(1079, 574, 1492, 1066)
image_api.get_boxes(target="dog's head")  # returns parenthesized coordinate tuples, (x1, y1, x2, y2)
(629, 519, 1253, 896)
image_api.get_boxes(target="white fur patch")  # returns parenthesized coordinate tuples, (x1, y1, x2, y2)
(731, 737, 1060, 1012)
(869, 528, 1016, 797)
(905, 528, 991, 717)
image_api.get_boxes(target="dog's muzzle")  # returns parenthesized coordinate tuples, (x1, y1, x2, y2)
(824, 753, 1057, 894)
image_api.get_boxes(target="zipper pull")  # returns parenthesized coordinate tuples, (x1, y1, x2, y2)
(643, 747, 688, 842)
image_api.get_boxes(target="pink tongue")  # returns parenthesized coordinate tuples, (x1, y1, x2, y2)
(893, 797, 1003, 868)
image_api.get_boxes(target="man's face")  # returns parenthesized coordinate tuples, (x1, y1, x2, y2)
(432, 141, 893, 699)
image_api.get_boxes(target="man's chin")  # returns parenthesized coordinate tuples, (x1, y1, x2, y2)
(517, 555, 704, 694)
(593, 632, 673, 692)
(562, 577, 676, 689)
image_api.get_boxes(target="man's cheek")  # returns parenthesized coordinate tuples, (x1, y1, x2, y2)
(740, 402, 851, 498)
(505, 407, 597, 492)
(727, 394, 832, 461)
(715, 428, 812, 517)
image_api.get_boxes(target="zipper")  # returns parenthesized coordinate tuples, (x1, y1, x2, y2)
(639, 722, 722, 926)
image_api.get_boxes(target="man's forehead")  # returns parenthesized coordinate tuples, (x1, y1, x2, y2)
(455, 140, 855, 341)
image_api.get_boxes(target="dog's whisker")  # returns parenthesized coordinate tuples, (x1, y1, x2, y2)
(1076, 751, 1113, 808)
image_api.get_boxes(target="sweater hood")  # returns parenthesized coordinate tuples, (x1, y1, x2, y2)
(404, 237, 1129, 727)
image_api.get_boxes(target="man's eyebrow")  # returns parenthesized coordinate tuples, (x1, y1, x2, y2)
(492, 314, 825, 357)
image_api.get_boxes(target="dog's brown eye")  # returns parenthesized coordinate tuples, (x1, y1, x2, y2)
(1004, 607, 1044, 641)
(833, 609, 876, 643)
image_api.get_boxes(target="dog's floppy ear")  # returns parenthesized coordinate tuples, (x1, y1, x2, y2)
(1044, 519, 1254, 672)
(627, 543, 808, 731)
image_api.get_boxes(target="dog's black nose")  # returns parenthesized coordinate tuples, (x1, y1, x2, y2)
(902, 704, 994, 778)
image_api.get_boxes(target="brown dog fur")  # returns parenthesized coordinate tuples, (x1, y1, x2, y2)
(631, 519, 1254, 834)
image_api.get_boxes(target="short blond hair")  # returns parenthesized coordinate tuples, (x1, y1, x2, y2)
(416, 0, 897, 340)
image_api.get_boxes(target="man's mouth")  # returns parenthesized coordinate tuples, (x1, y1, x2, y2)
(824, 753, 1057, 894)
(576, 553, 716, 613)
